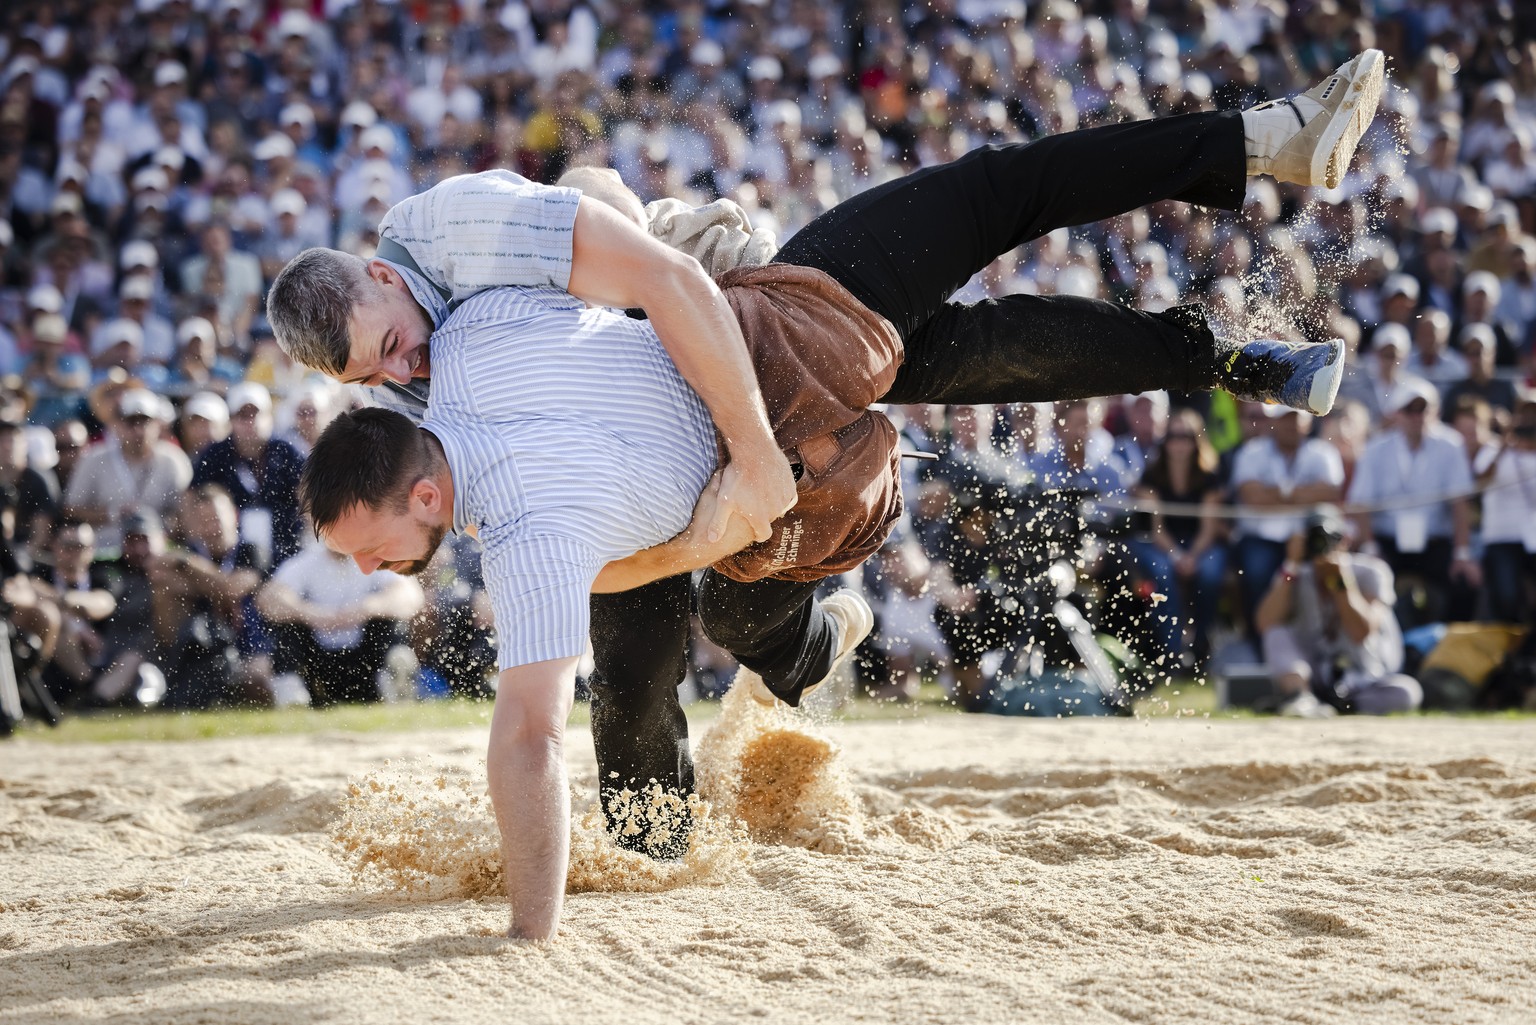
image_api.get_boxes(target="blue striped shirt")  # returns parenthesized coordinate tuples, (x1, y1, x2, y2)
(422, 287, 718, 669)
(364, 170, 718, 669)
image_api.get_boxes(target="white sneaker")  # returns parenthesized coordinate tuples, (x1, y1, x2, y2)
(1277, 689, 1338, 719)
(1243, 49, 1385, 189)
(747, 589, 875, 707)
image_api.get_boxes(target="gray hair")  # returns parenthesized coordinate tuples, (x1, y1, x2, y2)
(266, 247, 372, 376)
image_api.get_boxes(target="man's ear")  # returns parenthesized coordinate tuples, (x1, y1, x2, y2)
(366, 258, 407, 292)
(411, 476, 442, 515)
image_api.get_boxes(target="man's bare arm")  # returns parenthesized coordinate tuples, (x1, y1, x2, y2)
(487, 656, 578, 941)
(565, 196, 796, 544)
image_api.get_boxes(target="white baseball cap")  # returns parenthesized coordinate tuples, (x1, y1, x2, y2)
(183, 391, 229, 425)
(226, 381, 272, 415)
(1380, 273, 1420, 302)
(27, 283, 63, 313)
(1386, 377, 1438, 413)
(119, 387, 164, 420)
(177, 316, 217, 346)
(119, 274, 155, 302)
(132, 167, 170, 193)
(358, 125, 395, 155)
(1372, 322, 1411, 353)
(153, 61, 187, 88)
(253, 133, 297, 161)
(341, 101, 378, 128)
(280, 102, 315, 128)
(95, 318, 145, 355)
(270, 188, 306, 217)
(121, 240, 159, 270)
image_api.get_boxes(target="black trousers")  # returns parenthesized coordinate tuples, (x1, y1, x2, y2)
(589, 111, 1248, 834)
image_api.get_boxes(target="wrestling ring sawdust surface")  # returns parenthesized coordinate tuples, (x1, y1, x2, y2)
(3, 690, 1535, 1025)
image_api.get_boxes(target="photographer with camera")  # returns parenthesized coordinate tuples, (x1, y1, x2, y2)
(1255, 507, 1422, 717)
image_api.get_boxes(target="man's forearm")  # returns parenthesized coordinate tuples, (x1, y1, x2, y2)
(487, 729, 570, 941)
(645, 260, 782, 458)
(486, 659, 577, 941)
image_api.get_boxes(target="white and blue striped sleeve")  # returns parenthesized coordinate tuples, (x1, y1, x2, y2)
(479, 527, 603, 671)
(378, 170, 582, 301)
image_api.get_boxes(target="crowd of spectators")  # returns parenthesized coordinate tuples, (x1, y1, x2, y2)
(1, 0, 1535, 723)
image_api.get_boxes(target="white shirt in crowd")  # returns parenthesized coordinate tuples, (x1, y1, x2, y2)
(1474, 446, 1536, 551)
(1348, 423, 1473, 545)
(1231, 436, 1345, 542)
(270, 542, 423, 651)
(64, 437, 192, 550)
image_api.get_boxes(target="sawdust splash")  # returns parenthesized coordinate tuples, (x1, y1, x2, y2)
(695, 682, 868, 853)
(331, 678, 878, 895)
(331, 762, 747, 898)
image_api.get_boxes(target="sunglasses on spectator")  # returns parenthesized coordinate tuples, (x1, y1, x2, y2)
(1402, 401, 1429, 415)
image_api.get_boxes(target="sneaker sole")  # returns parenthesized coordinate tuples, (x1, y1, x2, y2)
(1306, 337, 1346, 415)
(1313, 48, 1384, 189)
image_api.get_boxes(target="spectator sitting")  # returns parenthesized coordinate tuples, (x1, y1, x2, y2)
(107, 273, 174, 365)
(1029, 398, 1130, 494)
(0, 412, 59, 561)
(255, 189, 311, 283)
(82, 509, 165, 707)
(1128, 408, 1228, 664)
(176, 391, 228, 461)
(49, 419, 89, 496)
(410, 532, 498, 700)
(178, 221, 263, 344)
(89, 317, 164, 390)
(1493, 238, 1536, 341)
(1229, 406, 1344, 637)
(63, 387, 190, 553)
(1349, 379, 1481, 626)
(190, 382, 305, 566)
(1, 481, 61, 707)
(1448, 396, 1499, 481)
(1442, 324, 1518, 417)
(273, 380, 340, 457)
(34, 521, 117, 706)
(861, 537, 951, 702)
(27, 348, 92, 429)
(1456, 271, 1522, 368)
(1405, 309, 1468, 386)
(1113, 390, 1169, 484)
(1255, 507, 1422, 717)
(165, 316, 242, 399)
(1364, 323, 1425, 422)
(1473, 399, 1536, 623)
(255, 536, 425, 708)
(150, 484, 271, 709)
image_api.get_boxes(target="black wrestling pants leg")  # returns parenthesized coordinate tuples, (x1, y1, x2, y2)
(775, 110, 1247, 403)
(587, 573, 695, 855)
(695, 572, 836, 707)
